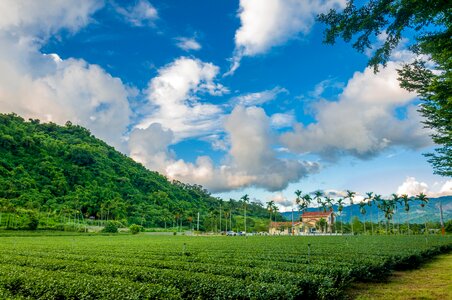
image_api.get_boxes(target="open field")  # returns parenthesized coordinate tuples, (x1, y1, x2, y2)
(0, 234, 450, 299)
(349, 253, 452, 299)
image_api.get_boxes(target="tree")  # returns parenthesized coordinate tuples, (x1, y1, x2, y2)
(295, 190, 302, 222)
(314, 191, 324, 212)
(346, 190, 356, 235)
(241, 194, 250, 233)
(374, 194, 382, 233)
(416, 192, 429, 234)
(359, 200, 367, 234)
(365, 192, 374, 235)
(266, 200, 275, 228)
(336, 197, 345, 234)
(400, 194, 410, 234)
(319, 1, 452, 176)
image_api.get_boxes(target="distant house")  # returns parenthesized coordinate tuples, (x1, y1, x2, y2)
(269, 221, 302, 235)
(301, 211, 335, 233)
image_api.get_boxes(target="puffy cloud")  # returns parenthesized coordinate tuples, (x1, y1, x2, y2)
(396, 177, 428, 197)
(227, 0, 345, 75)
(281, 61, 432, 159)
(269, 193, 293, 208)
(397, 177, 452, 198)
(230, 86, 288, 107)
(137, 57, 228, 141)
(0, 0, 132, 150)
(0, 0, 102, 38)
(175, 37, 202, 51)
(114, 0, 158, 27)
(130, 106, 319, 192)
(270, 112, 295, 129)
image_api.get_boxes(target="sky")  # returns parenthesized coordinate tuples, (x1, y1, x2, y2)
(0, 0, 450, 211)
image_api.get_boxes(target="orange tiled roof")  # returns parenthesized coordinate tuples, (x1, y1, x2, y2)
(301, 211, 333, 218)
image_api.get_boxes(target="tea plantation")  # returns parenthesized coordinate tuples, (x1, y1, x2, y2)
(0, 234, 450, 299)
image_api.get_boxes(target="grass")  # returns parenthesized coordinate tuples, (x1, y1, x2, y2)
(348, 252, 452, 300)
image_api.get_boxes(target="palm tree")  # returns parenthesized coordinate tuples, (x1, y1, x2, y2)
(346, 190, 356, 235)
(359, 200, 367, 234)
(373, 194, 382, 234)
(400, 194, 410, 234)
(394, 195, 404, 235)
(391, 193, 401, 234)
(314, 191, 324, 212)
(266, 200, 275, 231)
(336, 197, 344, 233)
(295, 190, 302, 222)
(241, 194, 250, 234)
(365, 192, 374, 235)
(416, 192, 429, 234)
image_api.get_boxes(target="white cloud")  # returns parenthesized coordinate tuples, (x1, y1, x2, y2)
(269, 193, 293, 208)
(271, 112, 295, 129)
(115, 0, 158, 27)
(227, 0, 345, 74)
(0, 0, 131, 150)
(130, 106, 319, 192)
(137, 57, 228, 141)
(175, 37, 202, 51)
(230, 86, 288, 107)
(0, 0, 102, 38)
(396, 177, 429, 197)
(281, 61, 432, 159)
(396, 177, 452, 198)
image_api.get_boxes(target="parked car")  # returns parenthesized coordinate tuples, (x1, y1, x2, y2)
(226, 231, 236, 236)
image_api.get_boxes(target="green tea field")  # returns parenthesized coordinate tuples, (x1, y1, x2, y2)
(0, 234, 450, 299)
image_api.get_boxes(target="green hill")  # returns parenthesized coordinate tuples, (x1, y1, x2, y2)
(0, 113, 274, 231)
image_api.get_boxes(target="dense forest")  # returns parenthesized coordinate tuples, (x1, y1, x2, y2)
(0, 113, 278, 231)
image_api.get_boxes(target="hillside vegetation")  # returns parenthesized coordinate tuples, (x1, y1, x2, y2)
(0, 113, 274, 231)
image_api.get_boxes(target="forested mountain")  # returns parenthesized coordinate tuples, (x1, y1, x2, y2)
(0, 113, 274, 230)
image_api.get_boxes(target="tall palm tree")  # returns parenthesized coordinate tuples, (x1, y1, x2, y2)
(391, 193, 400, 234)
(416, 192, 429, 234)
(394, 195, 404, 235)
(336, 197, 344, 234)
(266, 200, 275, 231)
(295, 190, 302, 222)
(314, 191, 324, 212)
(400, 194, 410, 235)
(373, 194, 382, 234)
(346, 190, 356, 235)
(359, 200, 367, 234)
(365, 192, 374, 235)
(241, 194, 249, 234)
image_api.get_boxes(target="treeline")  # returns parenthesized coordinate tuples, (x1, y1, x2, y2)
(0, 113, 279, 231)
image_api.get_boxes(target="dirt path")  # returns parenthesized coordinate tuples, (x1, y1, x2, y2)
(348, 253, 452, 300)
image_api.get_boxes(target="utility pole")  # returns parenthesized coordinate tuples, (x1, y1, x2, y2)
(291, 208, 294, 236)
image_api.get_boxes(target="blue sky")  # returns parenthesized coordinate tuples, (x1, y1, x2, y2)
(0, 0, 450, 210)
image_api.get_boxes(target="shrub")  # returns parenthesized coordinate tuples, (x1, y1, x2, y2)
(129, 224, 142, 235)
(103, 221, 119, 233)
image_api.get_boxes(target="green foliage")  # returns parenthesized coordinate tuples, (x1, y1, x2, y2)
(0, 113, 272, 230)
(26, 212, 39, 230)
(318, 1, 452, 176)
(103, 221, 119, 233)
(129, 224, 142, 234)
(0, 235, 450, 299)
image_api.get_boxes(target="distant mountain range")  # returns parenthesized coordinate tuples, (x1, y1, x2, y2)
(282, 196, 451, 224)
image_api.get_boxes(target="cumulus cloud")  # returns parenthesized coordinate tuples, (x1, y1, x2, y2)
(281, 61, 432, 159)
(270, 193, 293, 208)
(0, 0, 131, 150)
(270, 112, 295, 129)
(226, 0, 345, 75)
(175, 37, 202, 51)
(114, 0, 158, 27)
(130, 106, 319, 192)
(0, 0, 102, 38)
(230, 86, 288, 107)
(397, 177, 452, 198)
(137, 57, 228, 141)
